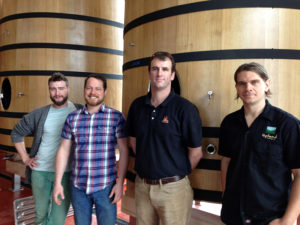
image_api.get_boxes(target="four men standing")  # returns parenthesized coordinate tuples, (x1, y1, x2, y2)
(10, 56, 300, 225)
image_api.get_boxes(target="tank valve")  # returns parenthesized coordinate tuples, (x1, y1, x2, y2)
(208, 90, 213, 99)
(206, 144, 217, 155)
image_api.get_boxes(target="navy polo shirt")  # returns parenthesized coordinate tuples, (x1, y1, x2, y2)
(219, 100, 300, 225)
(125, 91, 202, 179)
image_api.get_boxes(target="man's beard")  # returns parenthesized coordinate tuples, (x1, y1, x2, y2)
(85, 96, 103, 107)
(50, 95, 68, 106)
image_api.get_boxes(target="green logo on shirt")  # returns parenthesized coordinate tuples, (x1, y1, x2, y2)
(262, 126, 277, 141)
(266, 126, 276, 135)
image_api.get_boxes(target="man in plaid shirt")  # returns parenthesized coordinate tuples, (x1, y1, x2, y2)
(53, 74, 128, 225)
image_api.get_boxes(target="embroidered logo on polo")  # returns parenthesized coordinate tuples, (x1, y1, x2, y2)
(162, 116, 169, 123)
(262, 126, 277, 140)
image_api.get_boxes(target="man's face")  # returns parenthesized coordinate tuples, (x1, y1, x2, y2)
(84, 77, 107, 107)
(49, 81, 69, 106)
(235, 71, 270, 106)
(148, 58, 175, 91)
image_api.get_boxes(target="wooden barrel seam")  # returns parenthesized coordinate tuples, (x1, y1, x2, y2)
(123, 49, 300, 71)
(124, 0, 300, 34)
(0, 112, 26, 118)
(0, 128, 12, 135)
(0, 71, 123, 79)
(0, 12, 124, 28)
(0, 43, 123, 56)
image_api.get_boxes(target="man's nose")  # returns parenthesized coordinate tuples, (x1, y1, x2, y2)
(56, 89, 63, 95)
(245, 82, 252, 90)
(90, 88, 97, 95)
(157, 68, 163, 75)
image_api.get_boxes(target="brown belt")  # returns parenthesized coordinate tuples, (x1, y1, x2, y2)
(143, 175, 185, 185)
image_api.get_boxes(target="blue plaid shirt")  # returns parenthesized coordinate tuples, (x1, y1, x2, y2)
(61, 104, 126, 194)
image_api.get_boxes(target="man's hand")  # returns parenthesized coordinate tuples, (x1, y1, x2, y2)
(24, 157, 39, 169)
(109, 182, 123, 204)
(15, 142, 39, 169)
(268, 169, 300, 225)
(52, 184, 65, 206)
(268, 217, 295, 225)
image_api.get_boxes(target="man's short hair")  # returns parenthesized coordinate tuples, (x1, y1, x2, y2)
(148, 51, 176, 73)
(84, 74, 107, 90)
(234, 62, 272, 97)
(48, 72, 69, 86)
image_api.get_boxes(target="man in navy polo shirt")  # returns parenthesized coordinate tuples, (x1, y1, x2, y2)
(126, 51, 203, 225)
(219, 62, 300, 225)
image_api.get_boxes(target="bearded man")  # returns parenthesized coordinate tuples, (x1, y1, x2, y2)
(11, 72, 82, 225)
(53, 74, 128, 225)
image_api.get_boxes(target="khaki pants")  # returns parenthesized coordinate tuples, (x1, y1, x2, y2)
(135, 175, 193, 225)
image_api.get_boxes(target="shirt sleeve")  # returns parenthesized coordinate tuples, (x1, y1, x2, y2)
(218, 116, 232, 158)
(61, 116, 73, 140)
(181, 103, 202, 148)
(283, 118, 300, 169)
(125, 100, 137, 137)
(11, 111, 36, 143)
(116, 113, 127, 139)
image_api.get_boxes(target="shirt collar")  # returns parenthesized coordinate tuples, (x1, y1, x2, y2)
(236, 100, 273, 121)
(82, 103, 106, 114)
(260, 100, 274, 121)
(145, 90, 176, 107)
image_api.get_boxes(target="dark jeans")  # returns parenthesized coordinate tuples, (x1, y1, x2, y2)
(71, 183, 116, 225)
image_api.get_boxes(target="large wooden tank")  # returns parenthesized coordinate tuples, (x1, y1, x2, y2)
(0, 0, 124, 173)
(121, 0, 300, 218)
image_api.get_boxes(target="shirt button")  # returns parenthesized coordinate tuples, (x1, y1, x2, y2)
(245, 219, 251, 224)
(151, 117, 154, 120)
